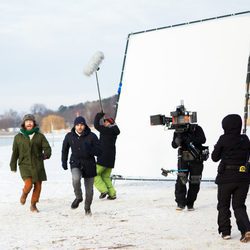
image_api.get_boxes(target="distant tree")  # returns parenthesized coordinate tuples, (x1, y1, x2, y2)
(30, 104, 48, 115)
(58, 105, 67, 113)
(0, 109, 21, 129)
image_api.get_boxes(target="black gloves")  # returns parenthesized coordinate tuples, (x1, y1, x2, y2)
(178, 133, 192, 145)
(173, 133, 192, 147)
(62, 163, 68, 170)
(174, 136, 182, 146)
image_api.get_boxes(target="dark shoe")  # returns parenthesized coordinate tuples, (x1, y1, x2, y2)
(30, 203, 39, 213)
(71, 198, 83, 209)
(99, 192, 108, 199)
(240, 234, 245, 242)
(85, 209, 92, 216)
(222, 234, 231, 240)
(176, 204, 185, 211)
(107, 195, 116, 200)
(187, 206, 195, 211)
(20, 192, 28, 205)
(240, 231, 250, 243)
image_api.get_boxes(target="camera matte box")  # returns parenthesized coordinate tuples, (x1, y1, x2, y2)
(150, 115, 164, 125)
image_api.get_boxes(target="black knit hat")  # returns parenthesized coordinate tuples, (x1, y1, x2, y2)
(74, 116, 87, 126)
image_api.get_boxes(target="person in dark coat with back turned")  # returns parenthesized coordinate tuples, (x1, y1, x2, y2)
(94, 112, 120, 200)
(61, 116, 101, 215)
(212, 114, 250, 242)
(172, 123, 206, 211)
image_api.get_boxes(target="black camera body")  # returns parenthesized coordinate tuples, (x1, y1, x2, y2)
(150, 103, 197, 133)
(150, 102, 209, 163)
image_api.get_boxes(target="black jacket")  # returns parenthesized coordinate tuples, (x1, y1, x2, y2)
(211, 114, 250, 184)
(61, 126, 101, 177)
(172, 125, 206, 149)
(172, 124, 206, 162)
(94, 113, 120, 168)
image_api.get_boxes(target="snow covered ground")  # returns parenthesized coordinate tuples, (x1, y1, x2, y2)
(1, 135, 250, 250)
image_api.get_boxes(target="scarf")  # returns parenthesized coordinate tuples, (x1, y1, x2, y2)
(20, 127, 39, 138)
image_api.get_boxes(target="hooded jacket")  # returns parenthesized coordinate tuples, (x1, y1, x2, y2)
(94, 112, 120, 168)
(61, 126, 101, 177)
(211, 114, 250, 184)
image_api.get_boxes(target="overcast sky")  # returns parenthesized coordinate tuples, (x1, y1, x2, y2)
(0, 0, 249, 114)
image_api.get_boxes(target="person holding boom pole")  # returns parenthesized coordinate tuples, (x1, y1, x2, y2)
(83, 51, 120, 200)
(93, 112, 120, 200)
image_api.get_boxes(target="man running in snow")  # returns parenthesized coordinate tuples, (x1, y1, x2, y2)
(61, 116, 101, 215)
(10, 114, 51, 212)
(94, 112, 120, 200)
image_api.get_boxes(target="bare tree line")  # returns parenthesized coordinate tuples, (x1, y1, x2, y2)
(0, 95, 118, 131)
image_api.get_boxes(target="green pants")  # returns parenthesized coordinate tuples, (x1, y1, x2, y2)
(94, 164, 116, 197)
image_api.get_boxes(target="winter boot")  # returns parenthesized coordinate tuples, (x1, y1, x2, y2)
(176, 204, 185, 211)
(187, 206, 195, 211)
(71, 198, 83, 209)
(99, 192, 108, 199)
(20, 191, 28, 205)
(222, 234, 231, 240)
(240, 231, 250, 243)
(107, 195, 116, 200)
(30, 202, 39, 213)
(85, 209, 92, 216)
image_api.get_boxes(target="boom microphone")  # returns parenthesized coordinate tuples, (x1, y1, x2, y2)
(83, 51, 104, 76)
(83, 51, 105, 112)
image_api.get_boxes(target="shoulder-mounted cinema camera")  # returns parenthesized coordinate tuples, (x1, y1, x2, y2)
(150, 101, 209, 162)
(150, 102, 197, 133)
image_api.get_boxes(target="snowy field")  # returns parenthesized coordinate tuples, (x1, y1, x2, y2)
(1, 134, 250, 250)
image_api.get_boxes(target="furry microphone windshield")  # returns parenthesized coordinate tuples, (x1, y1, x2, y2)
(83, 51, 104, 76)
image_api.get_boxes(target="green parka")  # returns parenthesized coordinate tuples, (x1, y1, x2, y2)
(10, 130, 51, 183)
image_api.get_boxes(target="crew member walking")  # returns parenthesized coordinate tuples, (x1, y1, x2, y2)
(212, 114, 250, 242)
(172, 123, 206, 211)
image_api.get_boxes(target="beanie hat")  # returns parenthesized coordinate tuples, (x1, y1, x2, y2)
(74, 116, 87, 126)
(22, 114, 36, 123)
(104, 117, 115, 125)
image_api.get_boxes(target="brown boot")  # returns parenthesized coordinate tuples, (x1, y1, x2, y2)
(20, 192, 28, 205)
(30, 202, 39, 213)
(241, 231, 250, 243)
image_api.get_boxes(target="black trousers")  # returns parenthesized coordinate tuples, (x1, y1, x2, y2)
(175, 162, 203, 207)
(217, 182, 250, 235)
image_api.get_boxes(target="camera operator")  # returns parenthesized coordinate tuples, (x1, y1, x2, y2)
(172, 124, 206, 211)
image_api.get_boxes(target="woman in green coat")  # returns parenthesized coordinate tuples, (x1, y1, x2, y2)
(10, 114, 51, 212)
